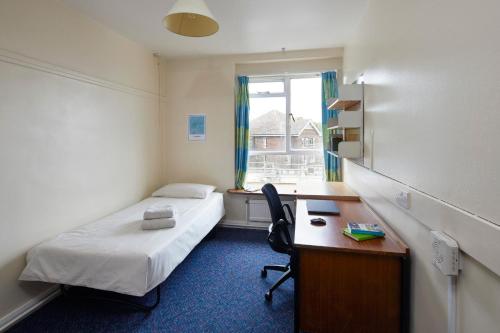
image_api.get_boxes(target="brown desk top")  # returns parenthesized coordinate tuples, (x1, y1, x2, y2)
(295, 181, 359, 201)
(294, 199, 409, 257)
(227, 181, 360, 201)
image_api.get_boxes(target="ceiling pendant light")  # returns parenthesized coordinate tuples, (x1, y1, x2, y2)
(163, 0, 219, 37)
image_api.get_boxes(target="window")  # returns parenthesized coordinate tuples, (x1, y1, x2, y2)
(302, 137, 315, 148)
(246, 74, 324, 185)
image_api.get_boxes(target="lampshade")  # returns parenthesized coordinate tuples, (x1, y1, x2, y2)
(163, 0, 219, 37)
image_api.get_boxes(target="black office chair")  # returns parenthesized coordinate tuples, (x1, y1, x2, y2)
(260, 183, 295, 301)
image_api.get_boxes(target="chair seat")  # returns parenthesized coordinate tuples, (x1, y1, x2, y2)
(267, 223, 294, 255)
(268, 223, 294, 241)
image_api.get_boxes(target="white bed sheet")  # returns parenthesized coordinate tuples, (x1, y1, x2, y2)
(19, 192, 225, 296)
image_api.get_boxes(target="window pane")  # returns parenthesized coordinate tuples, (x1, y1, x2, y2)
(247, 152, 325, 184)
(245, 75, 325, 186)
(249, 81, 284, 94)
(249, 97, 286, 151)
(290, 77, 323, 150)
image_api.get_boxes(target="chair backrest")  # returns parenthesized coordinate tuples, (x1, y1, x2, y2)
(261, 183, 288, 225)
(261, 183, 293, 255)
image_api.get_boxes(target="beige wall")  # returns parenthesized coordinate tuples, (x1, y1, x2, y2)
(342, 0, 500, 332)
(0, 0, 157, 93)
(161, 49, 342, 224)
(0, 0, 161, 324)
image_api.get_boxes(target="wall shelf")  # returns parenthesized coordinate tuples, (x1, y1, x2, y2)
(327, 110, 362, 130)
(327, 141, 362, 159)
(327, 84, 363, 111)
(326, 83, 364, 161)
(328, 99, 360, 110)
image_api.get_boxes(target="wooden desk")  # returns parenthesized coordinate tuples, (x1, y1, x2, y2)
(295, 181, 359, 201)
(227, 181, 360, 201)
(294, 199, 410, 333)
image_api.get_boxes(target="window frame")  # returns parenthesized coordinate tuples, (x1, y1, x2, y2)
(248, 73, 322, 157)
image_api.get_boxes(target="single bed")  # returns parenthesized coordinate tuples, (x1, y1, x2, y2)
(19, 192, 225, 298)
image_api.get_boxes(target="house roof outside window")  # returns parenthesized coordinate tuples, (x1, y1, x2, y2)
(250, 110, 322, 137)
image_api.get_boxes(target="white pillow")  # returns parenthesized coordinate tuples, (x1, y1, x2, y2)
(152, 183, 216, 199)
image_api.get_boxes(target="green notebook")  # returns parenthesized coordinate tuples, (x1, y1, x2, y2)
(343, 228, 382, 242)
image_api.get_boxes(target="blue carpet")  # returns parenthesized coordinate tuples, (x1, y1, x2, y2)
(9, 228, 294, 333)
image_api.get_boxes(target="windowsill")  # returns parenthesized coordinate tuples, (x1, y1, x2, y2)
(227, 181, 360, 201)
(227, 183, 298, 196)
(245, 182, 296, 187)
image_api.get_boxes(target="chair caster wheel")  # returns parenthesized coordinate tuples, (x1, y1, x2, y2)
(265, 291, 272, 301)
(261, 269, 267, 278)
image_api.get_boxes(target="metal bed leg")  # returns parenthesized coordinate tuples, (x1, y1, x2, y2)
(206, 227, 218, 240)
(60, 285, 161, 313)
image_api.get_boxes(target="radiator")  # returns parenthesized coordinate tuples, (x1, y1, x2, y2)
(247, 199, 295, 223)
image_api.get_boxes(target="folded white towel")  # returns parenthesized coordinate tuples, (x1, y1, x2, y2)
(143, 204, 175, 220)
(141, 217, 176, 230)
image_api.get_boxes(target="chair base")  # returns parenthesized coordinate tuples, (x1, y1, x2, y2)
(261, 264, 293, 301)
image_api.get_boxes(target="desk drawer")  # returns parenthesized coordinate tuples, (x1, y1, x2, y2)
(297, 248, 402, 333)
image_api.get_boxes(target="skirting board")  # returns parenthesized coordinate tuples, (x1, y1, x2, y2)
(0, 286, 60, 332)
(344, 160, 500, 277)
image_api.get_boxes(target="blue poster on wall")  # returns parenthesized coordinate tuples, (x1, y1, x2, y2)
(188, 114, 206, 141)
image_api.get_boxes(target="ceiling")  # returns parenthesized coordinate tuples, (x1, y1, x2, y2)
(63, 0, 368, 58)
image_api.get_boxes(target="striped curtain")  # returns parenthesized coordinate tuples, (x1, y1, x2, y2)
(321, 71, 342, 181)
(235, 76, 250, 189)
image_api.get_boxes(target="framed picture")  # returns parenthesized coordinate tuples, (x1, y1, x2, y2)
(188, 114, 206, 141)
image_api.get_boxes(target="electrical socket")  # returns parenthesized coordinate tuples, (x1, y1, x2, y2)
(431, 231, 460, 276)
(396, 191, 410, 209)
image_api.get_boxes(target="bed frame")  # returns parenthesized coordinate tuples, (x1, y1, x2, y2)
(60, 284, 161, 312)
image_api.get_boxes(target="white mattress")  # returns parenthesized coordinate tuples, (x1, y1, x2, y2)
(19, 192, 225, 296)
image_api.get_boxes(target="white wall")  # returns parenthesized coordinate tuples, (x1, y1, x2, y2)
(0, 0, 161, 324)
(161, 49, 343, 224)
(342, 0, 500, 332)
